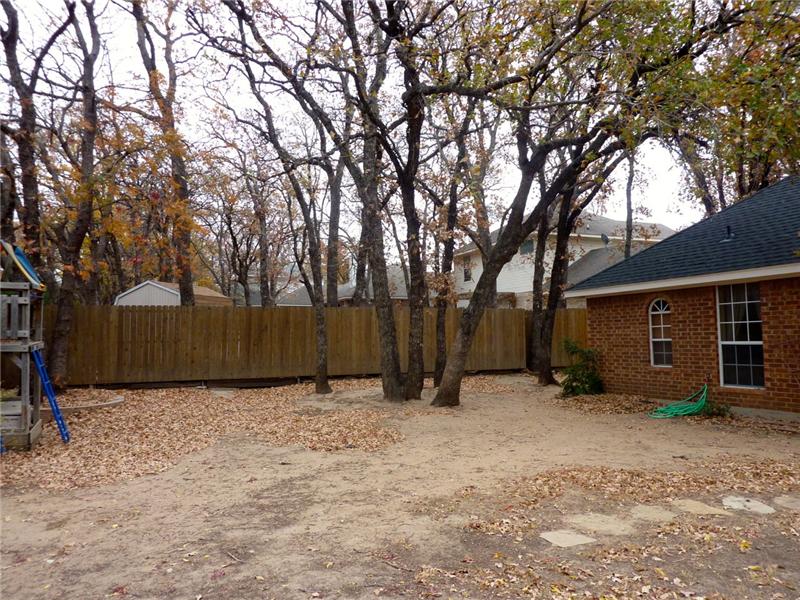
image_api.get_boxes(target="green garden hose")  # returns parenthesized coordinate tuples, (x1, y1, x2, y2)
(649, 384, 708, 418)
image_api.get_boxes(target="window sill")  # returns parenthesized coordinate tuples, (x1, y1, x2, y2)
(650, 365, 673, 369)
(719, 384, 766, 392)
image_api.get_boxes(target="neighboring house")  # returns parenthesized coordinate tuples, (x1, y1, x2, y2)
(114, 280, 233, 307)
(562, 243, 652, 308)
(277, 265, 410, 307)
(564, 176, 800, 413)
(454, 214, 675, 308)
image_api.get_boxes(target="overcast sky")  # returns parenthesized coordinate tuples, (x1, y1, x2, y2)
(16, 0, 707, 235)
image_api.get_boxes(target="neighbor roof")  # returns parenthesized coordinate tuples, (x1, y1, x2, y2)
(568, 176, 800, 294)
(565, 245, 645, 288)
(455, 213, 674, 255)
(277, 265, 410, 306)
(155, 280, 229, 299)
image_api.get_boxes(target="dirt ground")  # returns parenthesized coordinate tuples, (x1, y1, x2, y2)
(1, 374, 799, 599)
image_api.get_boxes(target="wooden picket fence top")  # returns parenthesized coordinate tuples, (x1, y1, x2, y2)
(43, 306, 586, 385)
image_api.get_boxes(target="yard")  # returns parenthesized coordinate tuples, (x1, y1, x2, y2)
(1, 374, 799, 599)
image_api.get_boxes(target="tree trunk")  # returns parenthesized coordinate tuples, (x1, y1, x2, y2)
(108, 234, 127, 298)
(534, 210, 571, 386)
(313, 301, 332, 394)
(433, 170, 538, 406)
(401, 182, 425, 400)
(433, 295, 448, 387)
(351, 233, 369, 305)
(527, 213, 549, 371)
(676, 135, 717, 217)
(326, 160, 344, 307)
(624, 153, 634, 258)
(433, 165, 461, 387)
(362, 136, 405, 401)
(0, 127, 17, 243)
(257, 212, 275, 307)
(49, 5, 100, 384)
(85, 198, 115, 304)
(14, 105, 42, 266)
(48, 272, 78, 385)
(432, 257, 506, 406)
(132, 0, 194, 306)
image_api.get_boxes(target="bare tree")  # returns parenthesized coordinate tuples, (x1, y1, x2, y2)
(34, 0, 101, 385)
(130, 0, 195, 305)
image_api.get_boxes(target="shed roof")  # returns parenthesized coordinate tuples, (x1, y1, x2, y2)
(155, 280, 229, 299)
(568, 176, 800, 294)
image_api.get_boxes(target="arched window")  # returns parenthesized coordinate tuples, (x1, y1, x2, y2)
(649, 298, 672, 367)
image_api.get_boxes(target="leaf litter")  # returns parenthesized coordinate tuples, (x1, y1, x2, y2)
(0, 382, 405, 490)
(0, 375, 518, 491)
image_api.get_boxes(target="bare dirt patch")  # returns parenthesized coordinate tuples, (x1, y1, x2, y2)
(1, 374, 798, 599)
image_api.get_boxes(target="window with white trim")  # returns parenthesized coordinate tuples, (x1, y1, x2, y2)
(717, 282, 764, 387)
(462, 260, 472, 282)
(649, 298, 672, 366)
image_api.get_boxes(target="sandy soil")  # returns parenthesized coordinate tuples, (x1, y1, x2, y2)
(1, 374, 798, 599)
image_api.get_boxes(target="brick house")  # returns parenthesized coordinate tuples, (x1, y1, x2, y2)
(564, 177, 800, 412)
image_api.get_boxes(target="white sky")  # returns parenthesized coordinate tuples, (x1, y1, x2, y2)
(601, 143, 704, 231)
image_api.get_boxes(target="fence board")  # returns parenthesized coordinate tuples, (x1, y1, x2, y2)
(550, 308, 588, 367)
(41, 305, 585, 385)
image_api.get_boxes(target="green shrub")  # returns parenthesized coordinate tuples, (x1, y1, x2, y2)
(701, 400, 732, 418)
(561, 339, 604, 397)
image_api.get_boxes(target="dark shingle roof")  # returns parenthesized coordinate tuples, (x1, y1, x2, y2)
(565, 244, 647, 288)
(570, 177, 800, 292)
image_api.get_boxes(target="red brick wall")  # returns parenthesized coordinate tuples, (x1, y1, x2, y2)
(586, 277, 800, 412)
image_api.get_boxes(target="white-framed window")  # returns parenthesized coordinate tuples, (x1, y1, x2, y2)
(462, 260, 472, 282)
(717, 282, 764, 387)
(649, 298, 672, 367)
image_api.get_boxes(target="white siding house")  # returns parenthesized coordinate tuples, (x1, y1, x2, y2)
(454, 214, 674, 308)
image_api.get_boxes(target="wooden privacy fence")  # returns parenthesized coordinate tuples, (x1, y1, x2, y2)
(549, 308, 589, 367)
(43, 306, 586, 386)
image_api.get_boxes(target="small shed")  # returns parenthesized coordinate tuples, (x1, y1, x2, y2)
(114, 280, 233, 307)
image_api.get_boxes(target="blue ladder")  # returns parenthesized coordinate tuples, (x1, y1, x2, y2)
(31, 350, 70, 443)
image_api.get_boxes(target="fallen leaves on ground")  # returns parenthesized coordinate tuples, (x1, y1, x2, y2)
(419, 455, 800, 538)
(0, 383, 404, 490)
(412, 456, 800, 598)
(53, 387, 124, 408)
(553, 393, 656, 414)
(553, 393, 800, 436)
(458, 375, 519, 395)
(499, 455, 800, 507)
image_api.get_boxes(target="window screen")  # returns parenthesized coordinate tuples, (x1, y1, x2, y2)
(718, 283, 764, 387)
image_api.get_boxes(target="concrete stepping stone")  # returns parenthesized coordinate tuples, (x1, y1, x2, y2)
(671, 499, 730, 516)
(773, 495, 800, 511)
(540, 529, 597, 548)
(565, 512, 636, 536)
(629, 504, 677, 523)
(722, 496, 775, 514)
